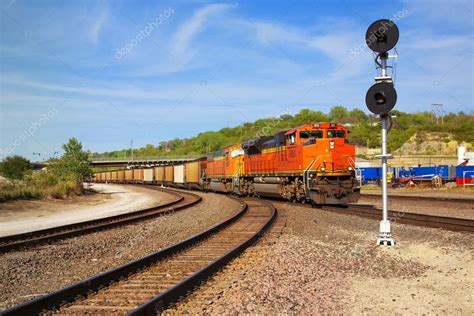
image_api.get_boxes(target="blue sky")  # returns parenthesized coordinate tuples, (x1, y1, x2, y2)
(1, 0, 472, 160)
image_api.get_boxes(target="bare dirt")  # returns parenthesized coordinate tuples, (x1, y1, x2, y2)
(0, 184, 176, 236)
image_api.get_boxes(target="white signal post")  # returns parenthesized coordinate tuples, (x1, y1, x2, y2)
(377, 43, 395, 246)
(365, 19, 399, 246)
(377, 114, 395, 246)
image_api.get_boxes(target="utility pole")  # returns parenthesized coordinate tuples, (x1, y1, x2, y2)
(130, 139, 134, 162)
(431, 103, 444, 124)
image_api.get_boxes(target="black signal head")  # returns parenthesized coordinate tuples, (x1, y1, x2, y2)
(365, 82, 397, 115)
(366, 19, 399, 53)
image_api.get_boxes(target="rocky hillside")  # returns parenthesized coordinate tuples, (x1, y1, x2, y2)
(396, 133, 472, 156)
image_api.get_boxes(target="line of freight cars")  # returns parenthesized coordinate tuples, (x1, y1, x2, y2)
(358, 165, 474, 185)
(94, 160, 206, 190)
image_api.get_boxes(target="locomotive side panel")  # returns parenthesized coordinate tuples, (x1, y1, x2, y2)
(207, 159, 226, 178)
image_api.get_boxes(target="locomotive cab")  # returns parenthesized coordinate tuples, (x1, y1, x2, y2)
(298, 123, 360, 204)
(243, 122, 360, 204)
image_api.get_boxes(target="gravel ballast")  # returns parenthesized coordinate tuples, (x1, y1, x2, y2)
(358, 195, 474, 219)
(166, 199, 474, 314)
(0, 190, 241, 310)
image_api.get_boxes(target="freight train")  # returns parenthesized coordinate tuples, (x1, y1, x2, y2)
(93, 123, 361, 205)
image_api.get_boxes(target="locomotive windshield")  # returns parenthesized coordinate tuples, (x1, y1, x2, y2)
(327, 130, 346, 138)
(299, 131, 323, 139)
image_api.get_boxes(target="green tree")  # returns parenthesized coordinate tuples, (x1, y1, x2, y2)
(53, 138, 92, 182)
(0, 155, 31, 180)
(348, 109, 368, 122)
(328, 106, 349, 121)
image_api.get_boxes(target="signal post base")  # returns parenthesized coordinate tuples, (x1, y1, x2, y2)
(377, 234, 396, 246)
(377, 220, 396, 246)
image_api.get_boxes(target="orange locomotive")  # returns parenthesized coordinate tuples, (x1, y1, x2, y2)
(93, 122, 360, 205)
(204, 122, 359, 204)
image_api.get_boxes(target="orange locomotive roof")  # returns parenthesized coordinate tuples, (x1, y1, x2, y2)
(284, 122, 347, 135)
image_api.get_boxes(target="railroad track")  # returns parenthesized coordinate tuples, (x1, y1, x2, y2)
(321, 204, 474, 232)
(0, 186, 201, 253)
(361, 193, 474, 204)
(2, 198, 276, 316)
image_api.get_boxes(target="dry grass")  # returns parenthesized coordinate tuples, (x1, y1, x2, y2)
(0, 180, 81, 203)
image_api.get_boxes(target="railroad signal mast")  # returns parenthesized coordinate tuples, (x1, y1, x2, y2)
(365, 19, 400, 246)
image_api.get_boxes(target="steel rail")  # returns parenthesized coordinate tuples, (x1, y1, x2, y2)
(1, 198, 276, 316)
(0, 187, 201, 253)
(322, 204, 474, 232)
(360, 193, 474, 204)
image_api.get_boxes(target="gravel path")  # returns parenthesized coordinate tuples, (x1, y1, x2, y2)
(358, 195, 474, 219)
(165, 198, 474, 314)
(0, 184, 177, 236)
(0, 190, 241, 310)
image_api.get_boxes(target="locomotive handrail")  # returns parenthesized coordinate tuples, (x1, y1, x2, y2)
(303, 157, 320, 197)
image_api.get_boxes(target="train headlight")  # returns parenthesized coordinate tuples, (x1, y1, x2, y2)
(321, 167, 326, 172)
(348, 166, 353, 171)
(329, 141, 335, 150)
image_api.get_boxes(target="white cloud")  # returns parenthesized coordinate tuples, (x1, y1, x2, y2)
(88, 6, 109, 44)
(403, 0, 473, 27)
(404, 35, 472, 51)
(252, 21, 305, 45)
(172, 3, 235, 63)
(128, 3, 236, 77)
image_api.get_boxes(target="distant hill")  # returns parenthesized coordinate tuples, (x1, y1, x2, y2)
(92, 107, 474, 159)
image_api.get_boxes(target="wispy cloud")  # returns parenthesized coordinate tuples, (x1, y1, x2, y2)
(172, 3, 235, 64)
(88, 6, 109, 44)
(404, 35, 472, 51)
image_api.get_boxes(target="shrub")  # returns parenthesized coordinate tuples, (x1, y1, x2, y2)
(0, 155, 31, 180)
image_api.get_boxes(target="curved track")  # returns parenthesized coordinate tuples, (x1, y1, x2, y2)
(0, 187, 201, 253)
(2, 198, 276, 316)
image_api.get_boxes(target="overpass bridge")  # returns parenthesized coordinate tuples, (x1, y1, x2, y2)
(32, 157, 198, 169)
(90, 157, 198, 168)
